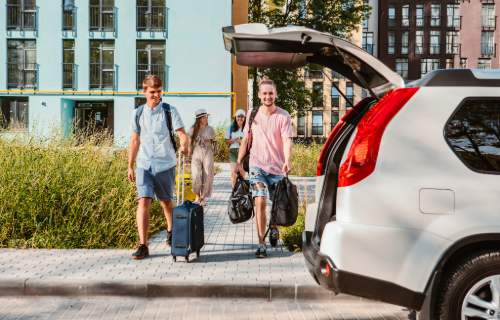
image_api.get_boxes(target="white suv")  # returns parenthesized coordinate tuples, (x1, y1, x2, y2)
(223, 24, 500, 320)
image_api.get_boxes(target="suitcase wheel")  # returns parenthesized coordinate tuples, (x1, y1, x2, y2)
(185, 255, 189, 263)
(196, 250, 200, 258)
(172, 256, 176, 262)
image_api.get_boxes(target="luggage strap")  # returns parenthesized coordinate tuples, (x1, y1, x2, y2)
(136, 102, 178, 152)
(245, 106, 260, 153)
(264, 175, 285, 240)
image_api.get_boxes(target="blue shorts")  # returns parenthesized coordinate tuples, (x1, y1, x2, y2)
(249, 167, 283, 201)
(136, 167, 175, 202)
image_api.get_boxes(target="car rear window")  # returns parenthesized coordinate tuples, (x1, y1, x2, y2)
(445, 98, 500, 174)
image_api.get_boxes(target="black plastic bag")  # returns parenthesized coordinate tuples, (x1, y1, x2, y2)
(228, 173, 254, 224)
(264, 176, 298, 240)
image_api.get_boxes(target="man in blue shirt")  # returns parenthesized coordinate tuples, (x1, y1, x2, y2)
(128, 75, 188, 260)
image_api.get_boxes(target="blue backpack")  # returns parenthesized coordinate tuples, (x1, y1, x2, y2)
(135, 102, 178, 152)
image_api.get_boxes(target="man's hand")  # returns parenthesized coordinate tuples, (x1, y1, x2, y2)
(128, 167, 136, 183)
(178, 145, 188, 155)
(282, 161, 292, 174)
(234, 162, 242, 174)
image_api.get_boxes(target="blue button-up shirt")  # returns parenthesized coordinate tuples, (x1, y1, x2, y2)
(129, 103, 184, 174)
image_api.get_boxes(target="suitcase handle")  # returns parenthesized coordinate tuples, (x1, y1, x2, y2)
(174, 215, 187, 219)
(176, 151, 186, 206)
(174, 245, 186, 249)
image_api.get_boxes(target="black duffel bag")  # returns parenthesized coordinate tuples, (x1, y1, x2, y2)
(228, 173, 254, 224)
(265, 175, 299, 238)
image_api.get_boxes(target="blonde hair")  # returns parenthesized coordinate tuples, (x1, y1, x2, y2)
(258, 76, 276, 92)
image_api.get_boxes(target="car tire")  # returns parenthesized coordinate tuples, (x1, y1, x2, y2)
(436, 251, 500, 320)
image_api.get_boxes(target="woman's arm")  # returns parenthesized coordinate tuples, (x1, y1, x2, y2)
(187, 138, 193, 163)
(225, 138, 239, 145)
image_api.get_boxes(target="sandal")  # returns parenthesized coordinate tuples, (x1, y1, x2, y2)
(200, 199, 206, 207)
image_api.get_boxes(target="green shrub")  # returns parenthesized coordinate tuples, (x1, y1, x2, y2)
(0, 119, 167, 249)
(290, 143, 322, 176)
(280, 210, 305, 252)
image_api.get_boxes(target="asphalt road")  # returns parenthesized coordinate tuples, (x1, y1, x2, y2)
(0, 297, 411, 320)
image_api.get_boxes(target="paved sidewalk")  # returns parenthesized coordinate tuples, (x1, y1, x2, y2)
(0, 164, 337, 300)
(0, 298, 412, 320)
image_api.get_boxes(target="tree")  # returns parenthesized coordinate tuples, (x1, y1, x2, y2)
(248, 0, 371, 117)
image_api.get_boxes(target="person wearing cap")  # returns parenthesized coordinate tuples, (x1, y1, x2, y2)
(225, 109, 247, 188)
(186, 109, 217, 206)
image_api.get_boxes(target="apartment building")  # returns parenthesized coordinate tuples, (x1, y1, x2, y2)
(378, 0, 500, 81)
(0, 0, 236, 141)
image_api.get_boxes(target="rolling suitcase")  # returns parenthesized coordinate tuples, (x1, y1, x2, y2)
(172, 154, 204, 262)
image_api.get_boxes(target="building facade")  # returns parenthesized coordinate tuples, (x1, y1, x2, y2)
(0, 0, 234, 142)
(378, 0, 500, 81)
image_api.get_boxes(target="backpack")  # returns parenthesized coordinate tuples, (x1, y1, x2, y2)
(227, 173, 254, 224)
(264, 176, 299, 237)
(135, 102, 178, 152)
(242, 106, 260, 172)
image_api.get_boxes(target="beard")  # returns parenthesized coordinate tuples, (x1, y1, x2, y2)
(262, 99, 275, 107)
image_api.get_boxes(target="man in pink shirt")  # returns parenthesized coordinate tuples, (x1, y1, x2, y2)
(234, 77, 293, 258)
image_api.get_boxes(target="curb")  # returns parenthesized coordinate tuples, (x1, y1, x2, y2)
(0, 279, 373, 302)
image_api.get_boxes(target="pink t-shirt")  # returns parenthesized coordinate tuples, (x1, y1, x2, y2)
(243, 107, 293, 176)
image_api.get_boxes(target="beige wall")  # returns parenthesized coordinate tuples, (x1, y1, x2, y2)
(232, 0, 249, 115)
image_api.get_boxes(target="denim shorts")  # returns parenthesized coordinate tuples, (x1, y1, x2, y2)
(136, 167, 175, 202)
(249, 166, 283, 201)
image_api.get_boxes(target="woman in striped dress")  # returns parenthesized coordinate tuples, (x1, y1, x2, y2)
(186, 109, 217, 206)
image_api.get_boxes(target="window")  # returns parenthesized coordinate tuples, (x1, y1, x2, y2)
(0, 97, 29, 131)
(331, 111, 339, 130)
(89, 0, 115, 31)
(63, 40, 75, 89)
(388, 31, 395, 54)
(135, 97, 146, 108)
(447, 4, 460, 28)
(137, 40, 166, 89)
(312, 111, 323, 136)
(402, 4, 410, 27)
(90, 40, 115, 89)
(363, 9, 368, 29)
(446, 31, 460, 55)
(312, 82, 323, 108)
(421, 59, 439, 77)
(430, 31, 440, 54)
(481, 31, 494, 55)
(331, 83, 339, 107)
(416, 31, 424, 55)
(416, 4, 424, 27)
(396, 58, 409, 80)
(388, 5, 396, 27)
(446, 58, 454, 69)
(7, 0, 36, 31)
(401, 31, 409, 54)
(445, 99, 500, 173)
(305, 69, 323, 79)
(362, 32, 373, 54)
(482, 4, 495, 28)
(332, 71, 344, 79)
(7, 40, 36, 89)
(137, 0, 166, 32)
(297, 116, 305, 135)
(478, 58, 491, 69)
(460, 58, 467, 69)
(346, 82, 354, 105)
(431, 4, 441, 27)
(361, 89, 369, 99)
(62, 0, 75, 31)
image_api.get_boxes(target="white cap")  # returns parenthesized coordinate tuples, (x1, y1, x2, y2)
(235, 109, 246, 117)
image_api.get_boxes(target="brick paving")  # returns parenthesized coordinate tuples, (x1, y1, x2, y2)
(0, 164, 316, 283)
(0, 298, 412, 320)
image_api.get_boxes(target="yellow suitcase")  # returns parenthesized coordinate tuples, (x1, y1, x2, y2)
(175, 173, 196, 201)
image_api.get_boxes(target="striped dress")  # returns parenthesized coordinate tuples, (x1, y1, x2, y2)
(188, 126, 217, 198)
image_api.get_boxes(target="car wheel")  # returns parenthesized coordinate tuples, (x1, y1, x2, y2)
(436, 251, 500, 320)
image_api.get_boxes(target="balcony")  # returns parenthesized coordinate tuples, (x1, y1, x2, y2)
(7, 4, 36, 31)
(89, 5, 115, 31)
(416, 16, 424, 27)
(305, 70, 323, 79)
(62, 63, 76, 89)
(7, 63, 37, 89)
(447, 15, 461, 28)
(312, 125, 323, 136)
(400, 43, 409, 55)
(388, 18, 396, 28)
(331, 97, 339, 108)
(429, 16, 441, 27)
(446, 43, 460, 55)
(482, 15, 496, 28)
(401, 15, 410, 27)
(297, 124, 305, 136)
(137, 6, 166, 32)
(90, 63, 115, 90)
(481, 43, 495, 56)
(397, 70, 408, 80)
(332, 72, 344, 79)
(62, 4, 75, 31)
(415, 44, 424, 55)
(363, 44, 373, 55)
(430, 43, 441, 55)
(137, 64, 167, 90)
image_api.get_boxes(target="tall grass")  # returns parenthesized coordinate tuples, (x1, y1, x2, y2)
(0, 119, 167, 249)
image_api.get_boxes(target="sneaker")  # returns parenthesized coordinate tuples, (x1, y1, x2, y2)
(270, 227, 279, 247)
(166, 230, 172, 247)
(132, 244, 149, 260)
(255, 244, 267, 258)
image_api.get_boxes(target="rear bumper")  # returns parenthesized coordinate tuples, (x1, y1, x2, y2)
(302, 230, 426, 311)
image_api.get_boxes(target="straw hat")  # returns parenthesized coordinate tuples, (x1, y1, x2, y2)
(195, 109, 210, 118)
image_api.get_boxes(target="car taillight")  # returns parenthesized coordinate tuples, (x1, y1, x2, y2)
(338, 88, 420, 187)
(316, 97, 374, 176)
